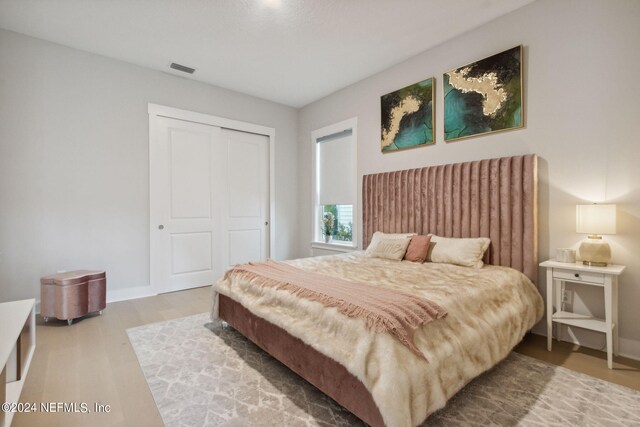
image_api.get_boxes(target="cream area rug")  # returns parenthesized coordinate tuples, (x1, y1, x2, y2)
(127, 313, 640, 427)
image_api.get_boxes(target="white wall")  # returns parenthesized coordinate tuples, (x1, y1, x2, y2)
(0, 29, 298, 302)
(298, 0, 640, 358)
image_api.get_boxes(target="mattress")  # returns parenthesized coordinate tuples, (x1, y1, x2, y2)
(212, 252, 544, 426)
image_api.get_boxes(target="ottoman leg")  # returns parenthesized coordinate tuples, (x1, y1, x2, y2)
(43, 317, 49, 323)
(67, 319, 73, 326)
(99, 310, 103, 315)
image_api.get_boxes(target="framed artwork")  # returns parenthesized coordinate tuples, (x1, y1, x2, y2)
(444, 46, 523, 142)
(381, 77, 434, 153)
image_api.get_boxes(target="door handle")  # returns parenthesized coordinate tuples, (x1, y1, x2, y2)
(264, 221, 269, 226)
(158, 225, 165, 230)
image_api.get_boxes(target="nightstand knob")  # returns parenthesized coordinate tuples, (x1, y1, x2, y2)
(574, 273, 580, 278)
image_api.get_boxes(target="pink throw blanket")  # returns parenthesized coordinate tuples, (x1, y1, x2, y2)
(224, 260, 448, 360)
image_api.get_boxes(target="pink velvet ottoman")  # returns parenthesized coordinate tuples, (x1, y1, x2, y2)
(40, 270, 106, 325)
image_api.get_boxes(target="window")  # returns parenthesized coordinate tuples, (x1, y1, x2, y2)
(312, 118, 357, 245)
(322, 204, 353, 242)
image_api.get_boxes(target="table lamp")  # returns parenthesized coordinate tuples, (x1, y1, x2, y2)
(576, 204, 616, 266)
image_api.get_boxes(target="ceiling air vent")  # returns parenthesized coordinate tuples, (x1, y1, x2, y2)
(170, 62, 196, 74)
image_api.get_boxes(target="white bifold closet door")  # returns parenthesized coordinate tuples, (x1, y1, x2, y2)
(150, 116, 269, 294)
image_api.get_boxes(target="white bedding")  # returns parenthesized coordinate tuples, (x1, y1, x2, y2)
(212, 252, 544, 427)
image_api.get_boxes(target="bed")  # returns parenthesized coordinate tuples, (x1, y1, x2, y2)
(212, 154, 543, 427)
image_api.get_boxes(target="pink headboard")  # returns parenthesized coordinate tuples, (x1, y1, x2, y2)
(362, 154, 538, 283)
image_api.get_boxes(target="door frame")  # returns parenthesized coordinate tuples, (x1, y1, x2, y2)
(148, 103, 276, 294)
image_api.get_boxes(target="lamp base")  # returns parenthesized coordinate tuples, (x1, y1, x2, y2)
(582, 260, 609, 267)
(578, 237, 611, 267)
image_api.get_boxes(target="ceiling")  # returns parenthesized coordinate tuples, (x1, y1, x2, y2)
(0, 0, 535, 107)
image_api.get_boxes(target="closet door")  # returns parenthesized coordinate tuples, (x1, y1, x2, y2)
(150, 117, 269, 294)
(221, 129, 270, 269)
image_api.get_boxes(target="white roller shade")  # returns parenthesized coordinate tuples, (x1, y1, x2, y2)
(317, 131, 355, 206)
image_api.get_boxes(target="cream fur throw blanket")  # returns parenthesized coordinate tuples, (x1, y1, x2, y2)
(222, 259, 447, 360)
(212, 253, 543, 427)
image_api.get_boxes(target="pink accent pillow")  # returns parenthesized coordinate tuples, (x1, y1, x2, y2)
(403, 235, 432, 263)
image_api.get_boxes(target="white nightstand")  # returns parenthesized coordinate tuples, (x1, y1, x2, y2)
(540, 260, 625, 369)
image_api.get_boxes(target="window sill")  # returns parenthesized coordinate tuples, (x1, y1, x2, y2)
(310, 241, 358, 253)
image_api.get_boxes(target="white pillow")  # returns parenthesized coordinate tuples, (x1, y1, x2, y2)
(367, 238, 411, 261)
(428, 235, 491, 268)
(365, 231, 415, 256)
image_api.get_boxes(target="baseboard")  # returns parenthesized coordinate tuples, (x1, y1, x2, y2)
(530, 330, 640, 362)
(619, 337, 640, 362)
(107, 285, 157, 303)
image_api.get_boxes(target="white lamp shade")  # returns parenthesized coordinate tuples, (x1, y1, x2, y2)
(576, 204, 616, 235)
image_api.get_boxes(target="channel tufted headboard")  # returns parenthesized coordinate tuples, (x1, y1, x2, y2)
(362, 154, 538, 283)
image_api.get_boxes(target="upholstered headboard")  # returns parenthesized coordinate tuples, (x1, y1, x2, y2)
(362, 154, 538, 283)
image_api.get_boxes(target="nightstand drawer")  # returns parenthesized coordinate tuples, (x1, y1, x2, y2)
(553, 268, 604, 284)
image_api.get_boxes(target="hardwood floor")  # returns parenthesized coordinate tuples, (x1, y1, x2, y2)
(13, 287, 640, 426)
(14, 286, 211, 427)
(514, 332, 640, 391)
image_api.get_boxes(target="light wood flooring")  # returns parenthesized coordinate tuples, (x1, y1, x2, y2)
(13, 287, 640, 427)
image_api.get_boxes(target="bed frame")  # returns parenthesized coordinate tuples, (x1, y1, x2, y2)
(219, 154, 538, 426)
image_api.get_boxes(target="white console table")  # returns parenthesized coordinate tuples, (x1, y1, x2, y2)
(0, 299, 36, 427)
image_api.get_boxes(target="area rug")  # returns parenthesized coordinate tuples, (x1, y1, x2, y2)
(127, 313, 640, 426)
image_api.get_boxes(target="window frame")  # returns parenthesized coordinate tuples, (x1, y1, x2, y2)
(311, 117, 358, 249)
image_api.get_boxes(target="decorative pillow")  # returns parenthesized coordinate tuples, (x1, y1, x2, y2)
(367, 238, 411, 261)
(427, 235, 491, 268)
(365, 231, 415, 256)
(403, 235, 432, 263)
